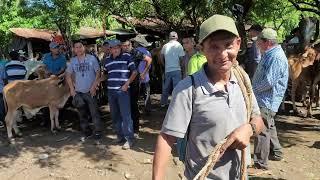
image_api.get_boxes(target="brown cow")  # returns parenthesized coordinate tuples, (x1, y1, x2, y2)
(289, 47, 320, 117)
(3, 74, 70, 143)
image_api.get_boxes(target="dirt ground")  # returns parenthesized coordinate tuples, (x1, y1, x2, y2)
(0, 95, 319, 180)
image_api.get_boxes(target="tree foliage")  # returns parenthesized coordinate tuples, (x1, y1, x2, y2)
(0, 0, 319, 57)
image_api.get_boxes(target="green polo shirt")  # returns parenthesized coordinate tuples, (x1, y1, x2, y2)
(187, 53, 207, 75)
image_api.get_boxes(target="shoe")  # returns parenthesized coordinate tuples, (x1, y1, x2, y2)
(122, 140, 134, 150)
(80, 131, 93, 142)
(93, 133, 102, 140)
(248, 165, 271, 176)
(269, 155, 283, 161)
(0, 121, 4, 128)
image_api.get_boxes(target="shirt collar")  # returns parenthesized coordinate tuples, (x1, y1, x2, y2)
(198, 63, 237, 94)
(264, 45, 280, 56)
(50, 53, 61, 59)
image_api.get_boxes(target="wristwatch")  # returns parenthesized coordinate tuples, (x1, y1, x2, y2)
(249, 122, 257, 136)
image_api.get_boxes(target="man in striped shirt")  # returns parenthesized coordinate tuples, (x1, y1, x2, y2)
(251, 28, 288, 174)
(4, 50, 27, 124)
(102, 39, 137, 150)
(5, 51, 27, 83)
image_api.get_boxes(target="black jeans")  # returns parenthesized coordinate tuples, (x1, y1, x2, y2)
(73, 92, 102, 136)
(130, 80, 140, 133)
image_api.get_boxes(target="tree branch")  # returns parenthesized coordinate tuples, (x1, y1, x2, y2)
(295, 1, 316, 7)
(289, 0, 320, 15)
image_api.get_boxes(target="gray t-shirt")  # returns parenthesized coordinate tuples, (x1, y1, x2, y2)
(161, 65, 260, 180)
(66, 54, 100, 93)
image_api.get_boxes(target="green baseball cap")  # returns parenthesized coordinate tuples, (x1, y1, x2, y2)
(259, 28, 277, 40)
(199, 14, 239, 44)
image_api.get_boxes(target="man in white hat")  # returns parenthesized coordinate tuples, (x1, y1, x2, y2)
(160, 31, 185, 107)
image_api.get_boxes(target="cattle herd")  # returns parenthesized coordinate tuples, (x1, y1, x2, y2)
(285, 44, 320, 117)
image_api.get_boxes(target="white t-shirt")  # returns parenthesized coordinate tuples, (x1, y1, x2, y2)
(161, 40, 185, 73)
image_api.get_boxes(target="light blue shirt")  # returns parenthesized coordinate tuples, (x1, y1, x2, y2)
(252, 45, 289, 112)
(66, 54, 100, 93)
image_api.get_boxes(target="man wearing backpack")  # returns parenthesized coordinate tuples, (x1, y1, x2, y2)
(152, 14, 265, 180)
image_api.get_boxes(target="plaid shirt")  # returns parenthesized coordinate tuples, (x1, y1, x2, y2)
(252, 45, 289, 112)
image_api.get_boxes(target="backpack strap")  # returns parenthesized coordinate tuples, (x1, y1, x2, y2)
(186, 75, 195, 141)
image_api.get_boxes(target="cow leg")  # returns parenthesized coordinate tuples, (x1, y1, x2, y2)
(13, 110, 23, 137)
(5, 111, 18, 144)
(48, 106, 56, 133)
(316, 85, 320, 107)
(312, 75, 320, 107)
(302, 93, 307, 107)
(54, 109, 61, 130)
(306, 96, 313, 118)
(291, 81, 298, 114)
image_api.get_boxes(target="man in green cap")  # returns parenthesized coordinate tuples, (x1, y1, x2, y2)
(152, 14, 265, 180)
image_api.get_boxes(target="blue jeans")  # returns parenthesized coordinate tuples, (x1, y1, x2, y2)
(108, 90, 134, 141)
(160, 70, 182, 105)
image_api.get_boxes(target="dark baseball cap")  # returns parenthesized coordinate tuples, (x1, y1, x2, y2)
(249, 24, 263, 32)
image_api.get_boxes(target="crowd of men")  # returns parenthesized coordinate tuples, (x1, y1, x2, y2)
(0, 36, 155, 150)
(0, 13, 292, 179)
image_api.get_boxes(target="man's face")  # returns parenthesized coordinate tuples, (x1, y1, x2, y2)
(182, 38, 195, 52)
(110, 45, 121, 58)
(257, 38, 268, 53)
(121, 41, 132, 53)
(50, 47, 59, 55)
(103, 45, 110, 54)
(202, 32, 241, 73)
(248, 29, 260, 39)
(73, 43, 85, 56)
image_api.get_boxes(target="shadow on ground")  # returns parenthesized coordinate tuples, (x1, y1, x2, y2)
(0, 97, 165, 170)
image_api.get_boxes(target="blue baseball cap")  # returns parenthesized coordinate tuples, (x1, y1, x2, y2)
(108, 39, 121, 48)
(49, 42, 59, 49)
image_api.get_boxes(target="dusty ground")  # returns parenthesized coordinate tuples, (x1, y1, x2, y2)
(0, 96, 319, 180)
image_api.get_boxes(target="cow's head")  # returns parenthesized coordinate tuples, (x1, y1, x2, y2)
(35, 65, 47, 79)
(47, 73, 65, 87)
(300, 47, 318, 67)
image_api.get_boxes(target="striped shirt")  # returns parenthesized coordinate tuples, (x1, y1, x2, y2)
(5, 60, 27, 83)
(104, 53, 136, 90)
(252, 45, 289, 112)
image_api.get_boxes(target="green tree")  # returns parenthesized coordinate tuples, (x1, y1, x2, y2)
(0, 0, 52, 57)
